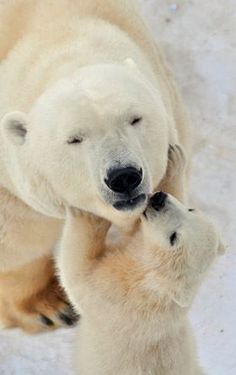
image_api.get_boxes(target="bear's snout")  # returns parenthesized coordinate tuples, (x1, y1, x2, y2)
(103, 166, 147, 211)
(105, 167, 143, 195)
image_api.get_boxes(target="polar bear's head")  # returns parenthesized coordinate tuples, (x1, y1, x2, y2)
(139, 192, 224, 306)
(1, 63, 172, 225)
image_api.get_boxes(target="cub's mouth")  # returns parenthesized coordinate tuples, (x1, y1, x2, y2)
(113, 193, 146, 211)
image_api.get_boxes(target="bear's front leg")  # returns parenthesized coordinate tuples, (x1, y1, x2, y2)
(0, 256, 79, 333)
(0, 188, 78, 333)
(158, 144, 187, 202)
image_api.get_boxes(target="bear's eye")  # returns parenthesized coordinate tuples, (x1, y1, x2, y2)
(67, 136, 83, 145)
(169, 232, 178, 246)
(188, 208, 195, 212)
(130, 117, 142, 126)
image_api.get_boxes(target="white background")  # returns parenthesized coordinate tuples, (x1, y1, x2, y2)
(0, 1, 235, 374)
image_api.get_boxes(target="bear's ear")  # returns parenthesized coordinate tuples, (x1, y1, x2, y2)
(1, 111, 28, 146)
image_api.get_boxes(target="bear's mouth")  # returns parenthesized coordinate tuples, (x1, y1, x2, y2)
(113, 193, 146, 211)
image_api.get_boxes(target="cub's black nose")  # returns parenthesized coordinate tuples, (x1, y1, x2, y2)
(105, 167, 142, 194)
(150, 192, 167, 211)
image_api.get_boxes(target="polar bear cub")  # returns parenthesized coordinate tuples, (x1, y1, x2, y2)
(58, 146, 224, 375)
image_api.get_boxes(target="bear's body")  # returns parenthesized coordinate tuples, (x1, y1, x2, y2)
(0, 0, 191, 331)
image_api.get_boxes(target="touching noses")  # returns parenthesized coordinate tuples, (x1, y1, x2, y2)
(150, 192, 167, 211)
(105, 167, 143, 195)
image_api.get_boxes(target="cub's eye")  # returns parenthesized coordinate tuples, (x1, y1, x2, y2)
(67, 136, 83, 145)
(169, 232, 178, 246)
(188, 209, 195, 212)
(130, 117, 142, 126)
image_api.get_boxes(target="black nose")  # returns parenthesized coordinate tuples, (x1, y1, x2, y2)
(105, 167, 143, 194)
(150, 192, 167, 211)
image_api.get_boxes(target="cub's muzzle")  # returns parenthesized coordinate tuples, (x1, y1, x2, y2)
(150, 192, 167, 211)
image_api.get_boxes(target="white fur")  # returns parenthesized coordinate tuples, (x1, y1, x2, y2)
(0, 0, 190, 324)
(0, 0, 190, 218)
(58, 193, 223, 375)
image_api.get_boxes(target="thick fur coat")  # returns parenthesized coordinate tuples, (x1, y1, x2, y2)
(58, 146, 223, 375)
(0, 0, 191, 331)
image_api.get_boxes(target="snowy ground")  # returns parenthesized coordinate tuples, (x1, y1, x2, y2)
(0, 1, 235, 374)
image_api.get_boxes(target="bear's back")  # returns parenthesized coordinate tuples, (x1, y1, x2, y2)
(0, 0, 187, 125)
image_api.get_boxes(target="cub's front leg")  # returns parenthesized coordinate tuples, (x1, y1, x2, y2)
(158, 144, 188, 203)
(57, 209, 111, 306)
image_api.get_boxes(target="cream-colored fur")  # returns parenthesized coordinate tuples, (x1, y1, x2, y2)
(58, 146, 223, 375)
(0, 0, 191, 330)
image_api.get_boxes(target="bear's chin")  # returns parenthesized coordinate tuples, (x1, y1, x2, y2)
(113, 193, 147, 211)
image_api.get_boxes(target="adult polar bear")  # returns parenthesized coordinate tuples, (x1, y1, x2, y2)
(0, 0, 191, 332)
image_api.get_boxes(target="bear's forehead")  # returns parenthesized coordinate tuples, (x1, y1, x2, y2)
(34, 80, 147, 123)
(44, 64, 150, 107)
(30, 64, 158, 131)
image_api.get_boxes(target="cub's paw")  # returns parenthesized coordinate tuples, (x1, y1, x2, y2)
(167, 144, 186, 179)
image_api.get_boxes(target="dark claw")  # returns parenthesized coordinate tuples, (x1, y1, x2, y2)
(58, 305, 80, 327)
(39, 314, 54, 327)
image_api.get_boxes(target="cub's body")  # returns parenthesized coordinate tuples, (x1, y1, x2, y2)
(58, 147, 222, 374)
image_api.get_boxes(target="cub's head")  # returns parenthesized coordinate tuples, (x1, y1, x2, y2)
(1, 62, 172, 225)
(138, 192, 224, 306)
(141, 192, 224, 263)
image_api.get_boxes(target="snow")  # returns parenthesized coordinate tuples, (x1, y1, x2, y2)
(0, 1, 235, 374)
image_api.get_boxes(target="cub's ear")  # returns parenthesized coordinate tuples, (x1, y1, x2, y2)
(1, 111, 28, 146)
